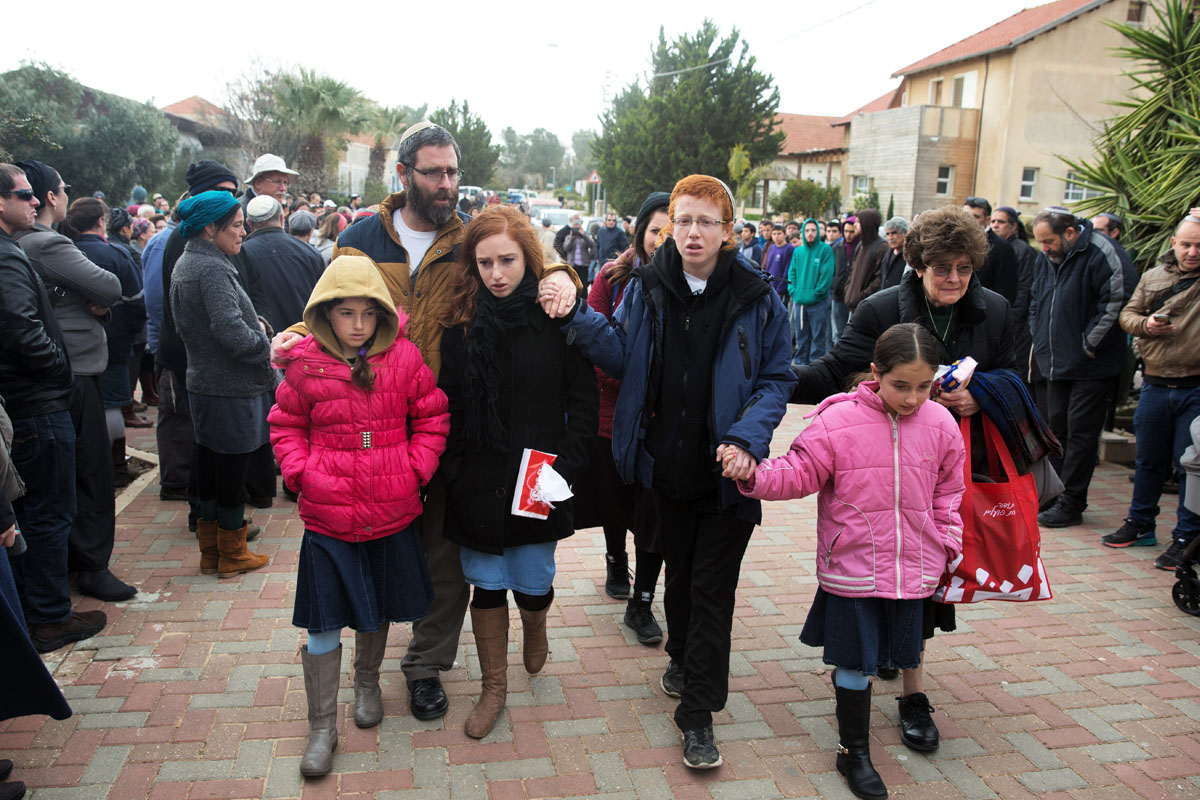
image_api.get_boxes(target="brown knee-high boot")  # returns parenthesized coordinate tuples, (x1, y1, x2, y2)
(197, 519, 218, 575)
(518, 604, 549, 674)
(353, 625, 389, 728)
(464, 605, 509, 739)
(217, 524, 269, 578)
(299, 645, 341, 777)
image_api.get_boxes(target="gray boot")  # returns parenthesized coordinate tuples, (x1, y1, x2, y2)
(300, 645, 341, 778)
(353, 626, 389, 728)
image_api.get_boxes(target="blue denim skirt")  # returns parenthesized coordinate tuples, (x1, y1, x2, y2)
(292, 526, 433, 634)
(460, 541, 557, 595)
(800, 588, 924, 675)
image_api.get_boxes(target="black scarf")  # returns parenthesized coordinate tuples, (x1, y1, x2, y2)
(462, 270, 539, 451)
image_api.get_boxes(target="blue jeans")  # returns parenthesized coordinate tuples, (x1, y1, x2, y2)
(1128, 382, 1200, 542)
(9, 410, 77, 625)
(792, 297, 831, 366)
(830, 298, 849, 346)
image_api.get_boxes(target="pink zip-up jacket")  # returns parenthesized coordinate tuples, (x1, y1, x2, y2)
(739, 381, 965, 599)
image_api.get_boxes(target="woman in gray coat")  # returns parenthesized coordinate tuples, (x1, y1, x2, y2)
(169, 191, 272, 579)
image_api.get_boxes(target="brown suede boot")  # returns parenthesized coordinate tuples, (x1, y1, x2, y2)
(353, 626, 389, 728)
(464, 605, 509, 739)
(197, 520, 219, 575)
(217, 524, 269, 578)
(518, 604, 549, 674)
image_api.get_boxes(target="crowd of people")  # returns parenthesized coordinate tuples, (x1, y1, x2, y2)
(1, 118, 1198, 799)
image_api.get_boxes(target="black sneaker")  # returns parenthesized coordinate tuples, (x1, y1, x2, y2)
(624, 595, 663, 645)
(30, 610, 107, 653)
(660, 660, 685, 698)
(1156, 539, 1189, 571)
(897, 692, 940, 752)
(681, 725, 722, 769)
(605, 552, 631, 599)
(1037, 497, 1083, 528)
(1102, 518, 1156, 548)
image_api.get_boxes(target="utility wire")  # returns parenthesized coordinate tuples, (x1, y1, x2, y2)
(649, 0, 884, 79)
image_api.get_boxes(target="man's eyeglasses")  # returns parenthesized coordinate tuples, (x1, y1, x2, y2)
(411, 167, 464, 182)
(0, 189, 37, 202)
(929, 264, 974, 278)
(672, 217, 727, 230)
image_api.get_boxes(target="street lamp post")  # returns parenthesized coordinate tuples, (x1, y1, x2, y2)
(550, 166, 556, 190)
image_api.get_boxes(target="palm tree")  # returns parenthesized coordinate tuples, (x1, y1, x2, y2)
(1061, 0, 1200, 271)
(366, 103, 426, 192)
(271, 68, 368, 192)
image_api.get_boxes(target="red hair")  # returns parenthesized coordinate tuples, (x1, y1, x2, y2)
(662, 174, 737, 252)
(441, 205, 545, 328)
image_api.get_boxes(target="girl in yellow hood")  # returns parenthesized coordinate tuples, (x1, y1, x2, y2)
(268, 255, 450, 778)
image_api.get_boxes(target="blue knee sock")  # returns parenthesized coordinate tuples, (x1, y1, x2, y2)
(833, 668, 869, 691)
(306, 629, 341, 655)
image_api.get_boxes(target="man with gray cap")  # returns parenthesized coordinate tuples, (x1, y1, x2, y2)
(270, 121, 581, 723)
(235, 195, 325, 336)
(288, 210, 319, 248)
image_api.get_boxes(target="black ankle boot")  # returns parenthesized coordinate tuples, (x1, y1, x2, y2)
(605, 552, 630, 599)
(834, 683, 888, 800)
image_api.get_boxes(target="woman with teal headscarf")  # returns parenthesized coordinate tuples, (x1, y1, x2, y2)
(169, 191, 272, 579)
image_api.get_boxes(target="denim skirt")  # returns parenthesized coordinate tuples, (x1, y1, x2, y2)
(460, 541, 557, 595)
(800, 588, 924, 675)
(292, 526, 433, 634)
(190, 391, 271, 454)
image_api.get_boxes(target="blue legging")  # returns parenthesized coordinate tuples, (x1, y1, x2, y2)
(833, 668, 869, 690)
(307, 629, 341, 655)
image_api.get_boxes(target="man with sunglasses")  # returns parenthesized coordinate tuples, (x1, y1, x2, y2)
(270, 122, 582, 723)
(14, 161, 133, 603)
(0, 163, 109, 650)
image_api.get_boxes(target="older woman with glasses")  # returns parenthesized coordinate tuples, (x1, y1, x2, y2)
(791, 205, 1018, 755)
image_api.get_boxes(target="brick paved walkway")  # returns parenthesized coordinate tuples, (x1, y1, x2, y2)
(4, 405, 1200, 800)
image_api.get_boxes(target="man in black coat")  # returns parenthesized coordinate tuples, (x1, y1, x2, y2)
(0, 163, 107, 651)
(235, 195, 326, 335)
(964, 196, 1020, 308)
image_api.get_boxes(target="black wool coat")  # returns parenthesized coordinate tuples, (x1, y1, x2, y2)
(437, 304, 598, 555)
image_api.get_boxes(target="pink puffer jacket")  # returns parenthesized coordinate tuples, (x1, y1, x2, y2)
(269, 326, 449, 543)
(740, 382, 965, 599)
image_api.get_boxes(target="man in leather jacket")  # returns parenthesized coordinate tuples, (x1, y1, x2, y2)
(0, 163, 107, 651)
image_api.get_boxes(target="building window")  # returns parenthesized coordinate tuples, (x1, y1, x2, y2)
(1064, 171, 1101, 203)
(929, 79, 943, 105)
(1127, 1, 1146, 21)
(935, 166, 953, 195)
(951, 76, 965, 107)
(1020, 168, 1037, 201)
(853, 176, 871, 195)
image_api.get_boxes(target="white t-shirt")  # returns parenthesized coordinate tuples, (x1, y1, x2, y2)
(392, 210, 438, 277)
(683, 271, 708, 295)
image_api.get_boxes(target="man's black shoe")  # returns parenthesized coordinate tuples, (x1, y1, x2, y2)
(159, 486, 189, 502)
(1037, 497, 1083, 528)
(1156, 539, 1188, 571)
(604, 552, 631, 599)
(1102, 518, 1156, 548)
(30, 610, 107, 653)
(247, 495, 274, 509)
(681, 725, 722, 768)
(77, 569, 137, 602)
(876, 666, 900, 680)
(0, 779, 26, 800)
(624, 596, 663, 645)
(0, 760, 12, 781)
(897, 692, 939, 752)
(409, 676, 449, 720)
(660, 660, 685, 698)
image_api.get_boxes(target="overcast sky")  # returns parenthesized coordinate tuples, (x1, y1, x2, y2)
(6, 0, 1036, 152)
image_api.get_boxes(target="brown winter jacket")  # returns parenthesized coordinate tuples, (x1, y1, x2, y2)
(1119, 250, 1200, 379)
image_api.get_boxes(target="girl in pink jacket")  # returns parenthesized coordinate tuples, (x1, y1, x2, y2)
(268, 255, 449, 779)
(738, 322, 964, 800)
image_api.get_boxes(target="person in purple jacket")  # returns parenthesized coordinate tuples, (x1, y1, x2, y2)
(762, 225, 794, 306)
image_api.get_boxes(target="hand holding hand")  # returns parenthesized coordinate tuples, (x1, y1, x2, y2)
(716, 443, 757, 481)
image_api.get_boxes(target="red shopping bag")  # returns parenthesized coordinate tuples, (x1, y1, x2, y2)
(934, 415, 1052, 603)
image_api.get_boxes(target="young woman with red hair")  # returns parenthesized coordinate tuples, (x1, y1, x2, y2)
(437, 205, 598, 740)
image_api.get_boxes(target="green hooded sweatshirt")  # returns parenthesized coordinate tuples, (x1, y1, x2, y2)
(787, 218, 835, 306)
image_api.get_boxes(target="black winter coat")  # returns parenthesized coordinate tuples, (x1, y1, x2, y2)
(977, 229, 1020, 307)
(74, 234, 144, 369)
(232, 226, 326, 335)
(792, 267, 1017, 403)
(0, 230, 73, 418)
(438, 305, 598, 555)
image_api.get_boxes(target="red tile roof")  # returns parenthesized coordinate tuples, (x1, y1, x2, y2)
(774, 113, 844, 155)
(161, 96, 228, 118)
(892, 0, 1109, 77)
(832, 87, 904, 126)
